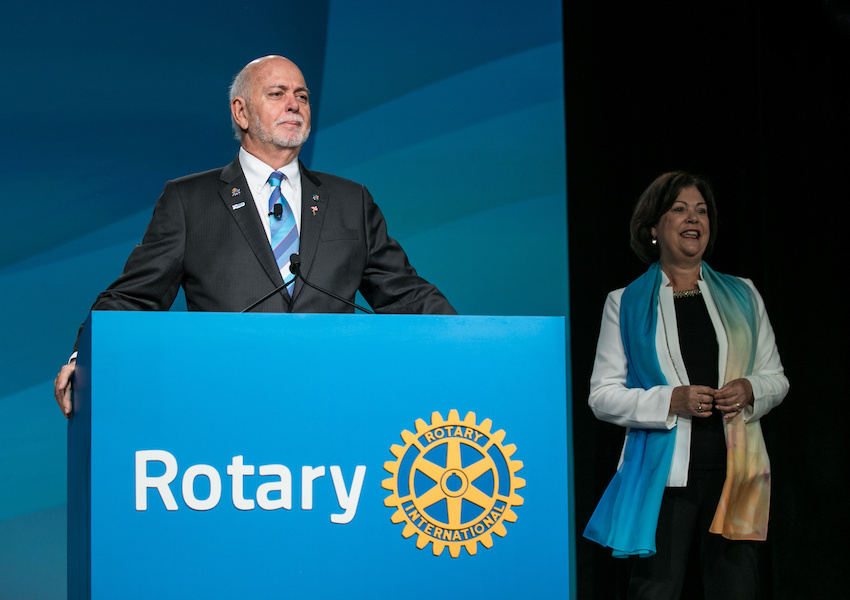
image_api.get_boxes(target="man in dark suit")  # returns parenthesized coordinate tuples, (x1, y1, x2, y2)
(54, 55, 455, 417)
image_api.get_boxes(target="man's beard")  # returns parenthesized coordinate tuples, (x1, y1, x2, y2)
(252, 114, 311, 148)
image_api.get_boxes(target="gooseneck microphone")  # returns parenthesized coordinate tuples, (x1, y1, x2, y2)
(289, 254, 374, 314)
(240, 276, 295, 313)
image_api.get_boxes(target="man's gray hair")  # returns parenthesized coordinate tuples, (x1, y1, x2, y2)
(228, 66, 252, 141)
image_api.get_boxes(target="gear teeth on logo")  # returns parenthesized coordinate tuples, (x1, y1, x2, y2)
(382, 410, 525, 557)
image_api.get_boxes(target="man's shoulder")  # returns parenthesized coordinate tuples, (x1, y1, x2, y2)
(161, 160, 369, 194)
(166, 169, 217, 189)
(166, 157, 241, 188)
(301, 166, 364, 191)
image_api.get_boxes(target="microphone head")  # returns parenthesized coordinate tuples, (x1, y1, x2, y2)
(289, 253, 301, 275)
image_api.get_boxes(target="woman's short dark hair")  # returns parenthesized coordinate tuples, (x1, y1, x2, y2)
(629, 171, 719, 264)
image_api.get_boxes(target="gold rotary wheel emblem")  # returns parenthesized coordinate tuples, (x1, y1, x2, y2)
(382, 410, 525, 557)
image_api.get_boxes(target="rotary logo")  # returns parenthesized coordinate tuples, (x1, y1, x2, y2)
(382, 410, 525, 557)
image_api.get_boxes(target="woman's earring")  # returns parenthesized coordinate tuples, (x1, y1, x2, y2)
(651, 238, 657, 245)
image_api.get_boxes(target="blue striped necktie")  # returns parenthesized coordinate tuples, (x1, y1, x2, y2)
(268, 171, 299, 295)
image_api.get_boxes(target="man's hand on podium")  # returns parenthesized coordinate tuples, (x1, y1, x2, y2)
(54, 359, 75, 419)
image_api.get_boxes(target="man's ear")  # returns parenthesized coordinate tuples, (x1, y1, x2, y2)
(231, 97, 249, 131)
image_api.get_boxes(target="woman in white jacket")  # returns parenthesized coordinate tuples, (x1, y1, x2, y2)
(583, 172, 788, 600)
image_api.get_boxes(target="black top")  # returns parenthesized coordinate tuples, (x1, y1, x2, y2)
(675, 294, 726, 470)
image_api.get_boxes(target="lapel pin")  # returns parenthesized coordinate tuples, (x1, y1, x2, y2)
(231, 187, 242, 196)
(312, 194, 319, 201)
(311, 205, 318, 215)
(231, 201, 245, 210)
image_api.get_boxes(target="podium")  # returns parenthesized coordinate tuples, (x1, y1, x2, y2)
(69, 312, 572, 599)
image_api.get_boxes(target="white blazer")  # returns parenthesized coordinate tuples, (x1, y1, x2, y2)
(588, 268, 789, 486)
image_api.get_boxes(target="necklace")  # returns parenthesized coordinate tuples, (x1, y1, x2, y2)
(672, 289, 701, 299)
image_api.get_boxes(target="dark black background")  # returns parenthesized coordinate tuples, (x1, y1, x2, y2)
(563, 1, 849, 597)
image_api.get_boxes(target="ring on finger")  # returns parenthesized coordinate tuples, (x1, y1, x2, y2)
(697, 403, 703, 412)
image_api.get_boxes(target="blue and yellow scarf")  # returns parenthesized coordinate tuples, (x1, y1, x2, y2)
(583, 262, 771, 557)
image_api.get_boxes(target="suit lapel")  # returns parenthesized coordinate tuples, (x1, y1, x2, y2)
(292, 163, 327, 303)
(219, 157, 288, 298)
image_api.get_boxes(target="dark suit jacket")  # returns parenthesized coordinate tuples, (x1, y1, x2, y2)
(87, 156, 455, 317)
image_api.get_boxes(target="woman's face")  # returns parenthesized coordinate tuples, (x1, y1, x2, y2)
(651, 186, 710, 267)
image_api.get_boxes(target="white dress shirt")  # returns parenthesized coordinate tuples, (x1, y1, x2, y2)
(238, 147, 302, 244)
(238, 147, 302, 283)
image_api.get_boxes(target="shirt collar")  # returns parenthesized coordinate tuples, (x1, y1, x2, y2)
(238, 147, 301, 190)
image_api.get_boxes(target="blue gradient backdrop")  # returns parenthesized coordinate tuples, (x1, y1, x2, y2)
(0, 1, 567, 597)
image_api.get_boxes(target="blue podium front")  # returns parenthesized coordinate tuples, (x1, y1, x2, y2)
(70, 312, 571, 599)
